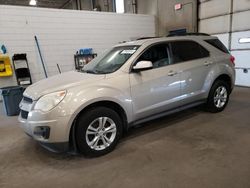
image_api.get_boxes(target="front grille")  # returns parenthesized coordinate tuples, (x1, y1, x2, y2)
(21, 110, 29, 119)
(23, 96, 33, 103)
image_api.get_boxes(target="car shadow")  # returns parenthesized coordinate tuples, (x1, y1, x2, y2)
(122, 105, 204, 141)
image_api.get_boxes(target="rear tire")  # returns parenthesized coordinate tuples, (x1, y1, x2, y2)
(206, 80, 230, 113)
(75, 107, 122, 157)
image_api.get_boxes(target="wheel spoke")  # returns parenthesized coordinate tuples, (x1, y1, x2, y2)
(221, 97, 227, 102)
(218, 99, 221, 107)
(104, 123, 116, 133)
(102, 117, 108, 128)
(89, 136, 100, 148)
(86, 130, 96, 135)
(98, 117, 103, 129)
(86, 125, 98, 135)
(220, 87, 226, 95)
(103, 135, 111, 145)
(98, 117, 108, 129)
(101, 136, 109, 147)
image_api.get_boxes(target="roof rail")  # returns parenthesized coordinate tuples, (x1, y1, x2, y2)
(136, 37, 160, 40)
(167, 32, 210, 37)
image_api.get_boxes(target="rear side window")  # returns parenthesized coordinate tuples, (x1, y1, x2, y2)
(205, 39, 229, 54)
(170, 41, 209, 63)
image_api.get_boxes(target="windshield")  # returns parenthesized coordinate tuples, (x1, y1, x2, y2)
(81, 45, 140, 74)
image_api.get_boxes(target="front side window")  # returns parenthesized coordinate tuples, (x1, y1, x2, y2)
(136, 44, 170, 69)
(171, 41, 209, 63)
(82, 45, 139, 74)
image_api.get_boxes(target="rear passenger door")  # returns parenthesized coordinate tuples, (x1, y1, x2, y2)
(170, 40, 212, 104)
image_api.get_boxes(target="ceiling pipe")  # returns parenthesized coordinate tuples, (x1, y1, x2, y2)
(112, 0, 116, 12)
(90, 0, 94, 10)
(76, 0, 81, 10)
(103, 0, 109, 12)
(132, 0, 137, 14)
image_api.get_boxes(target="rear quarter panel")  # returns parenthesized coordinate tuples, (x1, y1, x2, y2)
(198, 39, 235, 97)
(203, 54, 235, 98)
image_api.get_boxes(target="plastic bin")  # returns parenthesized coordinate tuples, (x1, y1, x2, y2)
(0, 86, 24, 116)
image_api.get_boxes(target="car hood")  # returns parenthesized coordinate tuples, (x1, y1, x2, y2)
(24, 71, 105, 100)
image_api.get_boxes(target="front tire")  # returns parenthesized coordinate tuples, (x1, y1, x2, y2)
(206, 80, 230, 113)
(76, 107, 122, 157)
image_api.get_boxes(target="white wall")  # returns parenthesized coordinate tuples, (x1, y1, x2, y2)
(0, 5, 155, 87)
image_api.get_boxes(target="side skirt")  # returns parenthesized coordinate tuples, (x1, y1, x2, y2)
(129, 100, 205, 127)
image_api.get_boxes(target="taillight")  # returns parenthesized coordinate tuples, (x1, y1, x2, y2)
(230, 55, 235, 66)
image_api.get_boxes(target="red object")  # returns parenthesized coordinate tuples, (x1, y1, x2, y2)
(230, 55, 235, 66)
(175, 3, 182, 10)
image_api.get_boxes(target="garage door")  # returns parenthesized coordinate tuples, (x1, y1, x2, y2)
(198, 0, 250, 87)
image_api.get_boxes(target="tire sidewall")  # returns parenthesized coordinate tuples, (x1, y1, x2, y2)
(75, 107, 122, 157)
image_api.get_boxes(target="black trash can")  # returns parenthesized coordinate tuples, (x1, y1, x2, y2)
(0, 86, 24, 116)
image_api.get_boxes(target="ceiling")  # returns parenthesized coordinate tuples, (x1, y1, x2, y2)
(0, 0, 70, 8)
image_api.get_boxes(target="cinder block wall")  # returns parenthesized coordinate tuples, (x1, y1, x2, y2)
(0, 5, 155, 88)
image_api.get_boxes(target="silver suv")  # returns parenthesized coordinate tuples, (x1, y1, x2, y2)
(19, 34, 235, 157)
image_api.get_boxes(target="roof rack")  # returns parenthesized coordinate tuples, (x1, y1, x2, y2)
(167, 32, 210, 37)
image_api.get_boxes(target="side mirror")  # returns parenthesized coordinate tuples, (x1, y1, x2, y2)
(133, 61, 153, 71)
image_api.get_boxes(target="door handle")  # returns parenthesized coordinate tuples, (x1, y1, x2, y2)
(204, 61, 213, 66)
(168, 70, 177, 76)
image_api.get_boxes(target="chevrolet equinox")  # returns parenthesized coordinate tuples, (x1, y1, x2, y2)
(19, 34, 235, 157)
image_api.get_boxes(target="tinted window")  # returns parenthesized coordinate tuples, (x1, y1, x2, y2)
(171, 41, 209, 63)
(137, 44, 170, 68)
(205, 39, 229, 54)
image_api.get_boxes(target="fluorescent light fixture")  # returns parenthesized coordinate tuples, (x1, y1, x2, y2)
(29, 0, 37, 6)
(239, 37, 250, 44)
(116, 0, 125, 13)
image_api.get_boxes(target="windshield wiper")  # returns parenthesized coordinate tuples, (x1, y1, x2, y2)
(86, 70, 97, 74)
(82, 69, 109, 74)
(81, 70, 97, 74)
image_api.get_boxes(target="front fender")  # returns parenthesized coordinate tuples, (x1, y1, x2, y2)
(59, 85, 133, 142)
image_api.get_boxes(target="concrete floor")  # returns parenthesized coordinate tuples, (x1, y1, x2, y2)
(0, 87, 250, 188)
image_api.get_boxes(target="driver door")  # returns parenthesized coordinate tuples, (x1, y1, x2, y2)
(129, 43, 181, 120)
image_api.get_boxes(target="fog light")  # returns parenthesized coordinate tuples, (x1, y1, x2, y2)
(34, 126, 50, 139)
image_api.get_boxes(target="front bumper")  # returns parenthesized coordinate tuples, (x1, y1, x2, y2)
(19, 113, 71, 141)
(18, 98, 73, 152)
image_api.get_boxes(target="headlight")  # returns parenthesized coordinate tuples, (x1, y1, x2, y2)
(34, 90, 67, 112)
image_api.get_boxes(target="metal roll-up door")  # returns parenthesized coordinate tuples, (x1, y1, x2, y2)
(231, 1, 250, 87)
(198, 0, 250, 87)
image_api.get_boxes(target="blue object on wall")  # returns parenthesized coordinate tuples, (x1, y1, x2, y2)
(79, 48, 93, 55)
(1, 45, 7, 54)
(169, 28, 187, 36)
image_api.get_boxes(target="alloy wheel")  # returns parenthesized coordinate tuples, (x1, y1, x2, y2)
(85, 117, 117, 151)
(214, 86, 228, 108)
